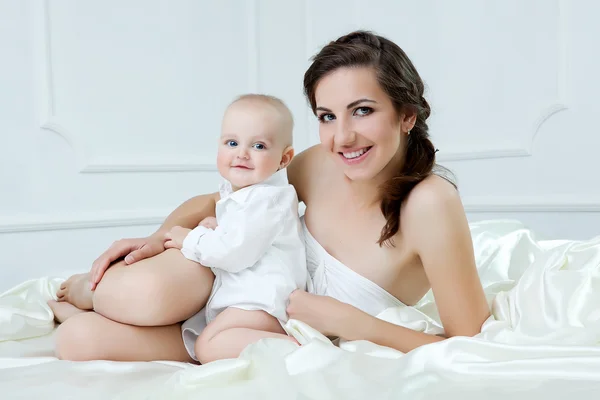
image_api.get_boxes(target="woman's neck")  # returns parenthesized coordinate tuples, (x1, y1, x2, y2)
(343, 178, 382, 209)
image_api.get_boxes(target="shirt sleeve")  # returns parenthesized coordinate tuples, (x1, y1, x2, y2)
(180, 189, 286, 273)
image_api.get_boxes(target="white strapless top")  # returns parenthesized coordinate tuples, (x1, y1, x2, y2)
(301, 216, 406, 317)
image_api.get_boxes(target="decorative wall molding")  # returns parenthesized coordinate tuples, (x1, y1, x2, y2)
(246, 0, 259, 93)
(78, 157, 217, 174)
(300, 0, 570, 162)
(436, 146, 530, 162)
(438, 1, 569, 162)
(0, 209, 169, 233)
(437, 103, 569, 163)
(2, 195, 599, 234)
(36, 0, 261, 174)
(463, 196, 600, 213)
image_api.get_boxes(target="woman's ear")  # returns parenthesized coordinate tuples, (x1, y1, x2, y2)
(400, 109, 417, 134)
(279, 146, 295, 170)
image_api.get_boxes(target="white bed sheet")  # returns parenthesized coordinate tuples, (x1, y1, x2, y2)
(1, 219, 600, 399)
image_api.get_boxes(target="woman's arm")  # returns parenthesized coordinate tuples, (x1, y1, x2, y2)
(403, 176, 490, 339)
(340, 307, 446, 350)
(89, 192, 219, 289)
(287, 291, 445, 353)
(153, 192, 220, 237)
(287, 176, 490, 353)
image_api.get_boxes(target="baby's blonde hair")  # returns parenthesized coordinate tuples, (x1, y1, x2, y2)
(230, 94, 294, 147)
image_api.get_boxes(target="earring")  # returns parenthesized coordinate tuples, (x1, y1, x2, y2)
(407, 130, 411, 135)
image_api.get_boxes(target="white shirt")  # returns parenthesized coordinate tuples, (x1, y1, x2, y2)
(181, 168, 308, 323)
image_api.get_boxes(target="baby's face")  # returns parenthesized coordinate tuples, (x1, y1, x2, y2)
(217, 101, 288, 190)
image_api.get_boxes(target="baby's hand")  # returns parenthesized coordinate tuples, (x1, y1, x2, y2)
(199, 217, 218, 230)
(164, 226, 192, 250)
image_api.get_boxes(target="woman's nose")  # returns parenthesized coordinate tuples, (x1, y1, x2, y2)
(334, 119, 357, 146)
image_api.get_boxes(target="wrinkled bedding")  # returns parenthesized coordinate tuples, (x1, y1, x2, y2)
(1, 220, 600, 399)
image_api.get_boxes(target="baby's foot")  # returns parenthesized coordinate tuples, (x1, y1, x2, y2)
(47, 300, 86, 323)
(56, 273, 93, 310)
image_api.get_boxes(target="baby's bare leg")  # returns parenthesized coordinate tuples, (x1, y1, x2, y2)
(194, 308, 297, 364)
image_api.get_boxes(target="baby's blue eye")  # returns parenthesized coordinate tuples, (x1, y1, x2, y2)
(227, 140, 238, 147)
(253, 143, 266, 150)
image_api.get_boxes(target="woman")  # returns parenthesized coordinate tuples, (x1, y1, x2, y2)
(50, 30, 490, 362)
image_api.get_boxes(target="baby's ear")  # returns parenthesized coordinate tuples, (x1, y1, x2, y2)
(280, 145, 295, 169)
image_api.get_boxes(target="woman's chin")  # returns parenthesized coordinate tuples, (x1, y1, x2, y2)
(337, 160, 380, 182)
(342, 168, 378, 183)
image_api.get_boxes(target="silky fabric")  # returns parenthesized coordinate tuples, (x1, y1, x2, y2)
(1, 219, 600, 399)
(303, 217, 408, 318)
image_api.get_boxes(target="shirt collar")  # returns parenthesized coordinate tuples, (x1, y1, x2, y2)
(218, 168, 289, 202)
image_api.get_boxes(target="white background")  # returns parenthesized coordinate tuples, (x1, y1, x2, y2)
(2, 0, 599, 290)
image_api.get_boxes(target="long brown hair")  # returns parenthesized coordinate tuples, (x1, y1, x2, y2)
(303, 30, 451, 246)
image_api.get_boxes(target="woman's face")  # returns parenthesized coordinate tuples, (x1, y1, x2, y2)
(314, 67, 408, 182)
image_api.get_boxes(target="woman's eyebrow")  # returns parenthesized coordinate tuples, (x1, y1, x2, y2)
(315, 98, 377, 113)
(346, 98, 376, 109)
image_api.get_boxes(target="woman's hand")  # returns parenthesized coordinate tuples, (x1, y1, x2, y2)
(164, 226, 192, 250)
(286, 290, 362, 338)
(89, 234, 166, 290)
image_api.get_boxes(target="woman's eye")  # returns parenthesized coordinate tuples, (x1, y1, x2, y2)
(253, 143, 266, 150)
(354, 107, 372, 116)
(227, 140, 238, 147)
(318, 113, 335, 123)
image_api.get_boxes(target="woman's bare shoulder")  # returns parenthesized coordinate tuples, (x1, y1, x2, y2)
(400, 174, 465, 247)
(287, 144, 326, 202)
(404, 174, 459, 211)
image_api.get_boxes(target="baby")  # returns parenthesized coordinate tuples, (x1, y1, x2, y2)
(164, 94, 307, 364)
